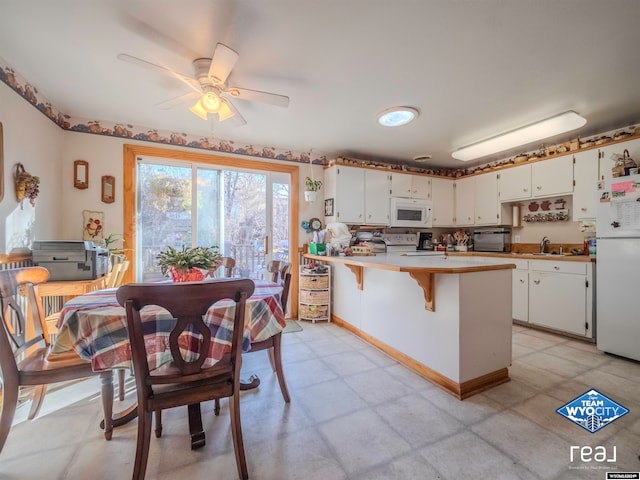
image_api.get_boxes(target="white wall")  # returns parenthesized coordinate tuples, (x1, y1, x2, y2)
(59, 132, 325, 247)
(0, 81, 63, 252)
(1, 82, 325, 254)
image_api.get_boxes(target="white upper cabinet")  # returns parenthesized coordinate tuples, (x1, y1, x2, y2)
(411, 175, 432, 200)
(364, 169, 391, 225)
(597, 137, 640, 183)
(390, 172, 431, 199)
(573, 150, 599, 220)
(431, 177, 454, 226)
(499, 164, 532, 202)
(475, 172, 503, 225)
(324, 166, 365, 224)
(323, 165, 389, 225)
(531, 155, 574, 197)
(454, 176, 475, 226)
(499, 155, 573, 202)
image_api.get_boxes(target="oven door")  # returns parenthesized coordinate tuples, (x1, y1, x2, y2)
(390, 198, 433, 227)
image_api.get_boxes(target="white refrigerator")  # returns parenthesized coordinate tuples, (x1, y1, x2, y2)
(595, 173, 640, 361)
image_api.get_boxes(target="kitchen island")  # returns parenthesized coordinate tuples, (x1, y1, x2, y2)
(304, 253, 516, 399)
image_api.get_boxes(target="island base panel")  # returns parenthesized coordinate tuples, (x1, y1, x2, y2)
(333, 315, 510, 399)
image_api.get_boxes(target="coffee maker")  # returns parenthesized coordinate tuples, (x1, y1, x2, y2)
(417, 232, 433, 251)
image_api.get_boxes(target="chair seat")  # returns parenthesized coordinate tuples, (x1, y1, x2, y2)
(248, 336, 274, 352)
(17, 346, 93, 386)
(149, 357, 233, 385)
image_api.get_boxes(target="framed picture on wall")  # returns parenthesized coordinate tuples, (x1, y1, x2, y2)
(324, 198, 334, 216)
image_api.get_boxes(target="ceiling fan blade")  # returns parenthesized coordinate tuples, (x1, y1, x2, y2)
(221, 99, 247, 126)
(225, 87, 289, 107)
(117, 53, 201, 93)
(155, 91, 200, 110)
(208, 43, 239, 85)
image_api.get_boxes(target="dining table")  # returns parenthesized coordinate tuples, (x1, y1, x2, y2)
(48, 278, 286, 445)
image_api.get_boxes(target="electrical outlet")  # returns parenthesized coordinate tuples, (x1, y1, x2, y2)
(515, 235, 521, 243)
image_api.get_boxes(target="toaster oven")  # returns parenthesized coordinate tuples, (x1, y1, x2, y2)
(473, 228, 511, 252)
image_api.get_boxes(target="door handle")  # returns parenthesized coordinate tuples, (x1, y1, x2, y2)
(534, 279, 540, 285)
(264, 235, 269, 253)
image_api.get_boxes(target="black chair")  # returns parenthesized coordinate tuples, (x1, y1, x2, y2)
(116, 279, 255, 480)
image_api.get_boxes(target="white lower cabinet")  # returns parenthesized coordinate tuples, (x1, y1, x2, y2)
(512, 268, 529, 322)
(480, 256, 593, 338)
(527, 260, 593, 338)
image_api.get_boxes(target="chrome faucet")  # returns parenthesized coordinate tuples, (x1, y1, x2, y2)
(540, 236, 550, 253)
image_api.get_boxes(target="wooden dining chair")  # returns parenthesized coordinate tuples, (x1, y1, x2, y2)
(0, 267, 113, 453)
(42, 258, 131, 402)
(116, 278, 255, 480)
(242, 271, 291, 403)
(220, 256, 236, 278)
(265, 260, 282, 283)
(208, 256, 235, 278)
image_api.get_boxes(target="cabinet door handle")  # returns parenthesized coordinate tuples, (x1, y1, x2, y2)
(519, 279, 525, 284)
(536, 186, 542, 190)
(534, 279, 540, 285)
(554, 265, 559, 270)
(581, 207, 587, 211)
(523, 188, 528, 192)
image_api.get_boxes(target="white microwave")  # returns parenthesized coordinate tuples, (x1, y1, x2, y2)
(390, 197, 433, 228)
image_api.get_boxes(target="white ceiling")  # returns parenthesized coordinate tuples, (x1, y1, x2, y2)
(1, 0, 639, 169)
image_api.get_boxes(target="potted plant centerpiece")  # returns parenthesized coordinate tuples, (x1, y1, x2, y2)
(156, 245, 222, 282)
(304, 176, 322, 202)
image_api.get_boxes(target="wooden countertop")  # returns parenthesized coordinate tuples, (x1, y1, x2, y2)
(304, 252, 516, 273)
(447, 252, 595, 263)
(304, 252, 515, 312)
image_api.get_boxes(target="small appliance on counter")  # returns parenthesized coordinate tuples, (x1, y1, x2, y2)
(32, 240, 109, 281)
(472, 228, 511, 252)
(417, 232, 434, 251)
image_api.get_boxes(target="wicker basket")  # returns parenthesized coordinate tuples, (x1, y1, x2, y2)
(300, 289, 329, 304)
(300, 304, 328, 319)
(300, 275, 329, 289)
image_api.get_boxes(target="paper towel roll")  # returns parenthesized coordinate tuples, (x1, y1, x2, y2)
(512, 205, 521, 227)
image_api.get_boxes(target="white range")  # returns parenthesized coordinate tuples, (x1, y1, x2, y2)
(381, 233, 443, 256)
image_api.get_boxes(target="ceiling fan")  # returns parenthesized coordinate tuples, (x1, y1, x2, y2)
(118, 43, 289, 125)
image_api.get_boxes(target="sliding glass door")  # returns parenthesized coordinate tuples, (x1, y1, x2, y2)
(137, 159, 289, 282)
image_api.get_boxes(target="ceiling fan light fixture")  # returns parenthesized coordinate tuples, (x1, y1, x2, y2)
(201, 91, 221, 113)
(189, 100, 208, 120)
(377, 107, 419, 127)
(451, 111, 587, 161)
(217, 100, 235, 122)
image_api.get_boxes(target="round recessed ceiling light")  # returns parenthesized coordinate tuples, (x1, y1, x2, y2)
(377, 107, 419, 127)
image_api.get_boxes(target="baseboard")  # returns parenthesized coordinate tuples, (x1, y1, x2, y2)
(332, 315, 510, 400)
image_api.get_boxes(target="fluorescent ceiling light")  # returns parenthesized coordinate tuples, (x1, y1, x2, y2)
(451, 111, 587, 161)
(377, 107, 419, 127)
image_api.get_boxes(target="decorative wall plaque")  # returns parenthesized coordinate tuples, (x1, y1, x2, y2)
(74, 160, 89, 189)
(101, 175, 115, 203)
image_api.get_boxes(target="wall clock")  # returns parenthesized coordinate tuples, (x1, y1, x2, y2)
(309, 217, 322, 231)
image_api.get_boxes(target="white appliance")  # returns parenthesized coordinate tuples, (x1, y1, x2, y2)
(380, 233, 443, 256)
(595, 173, 640, 361)
(389, 197, 433, 228)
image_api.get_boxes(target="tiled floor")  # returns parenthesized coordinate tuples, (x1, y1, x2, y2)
(2, 322, 639, 479)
